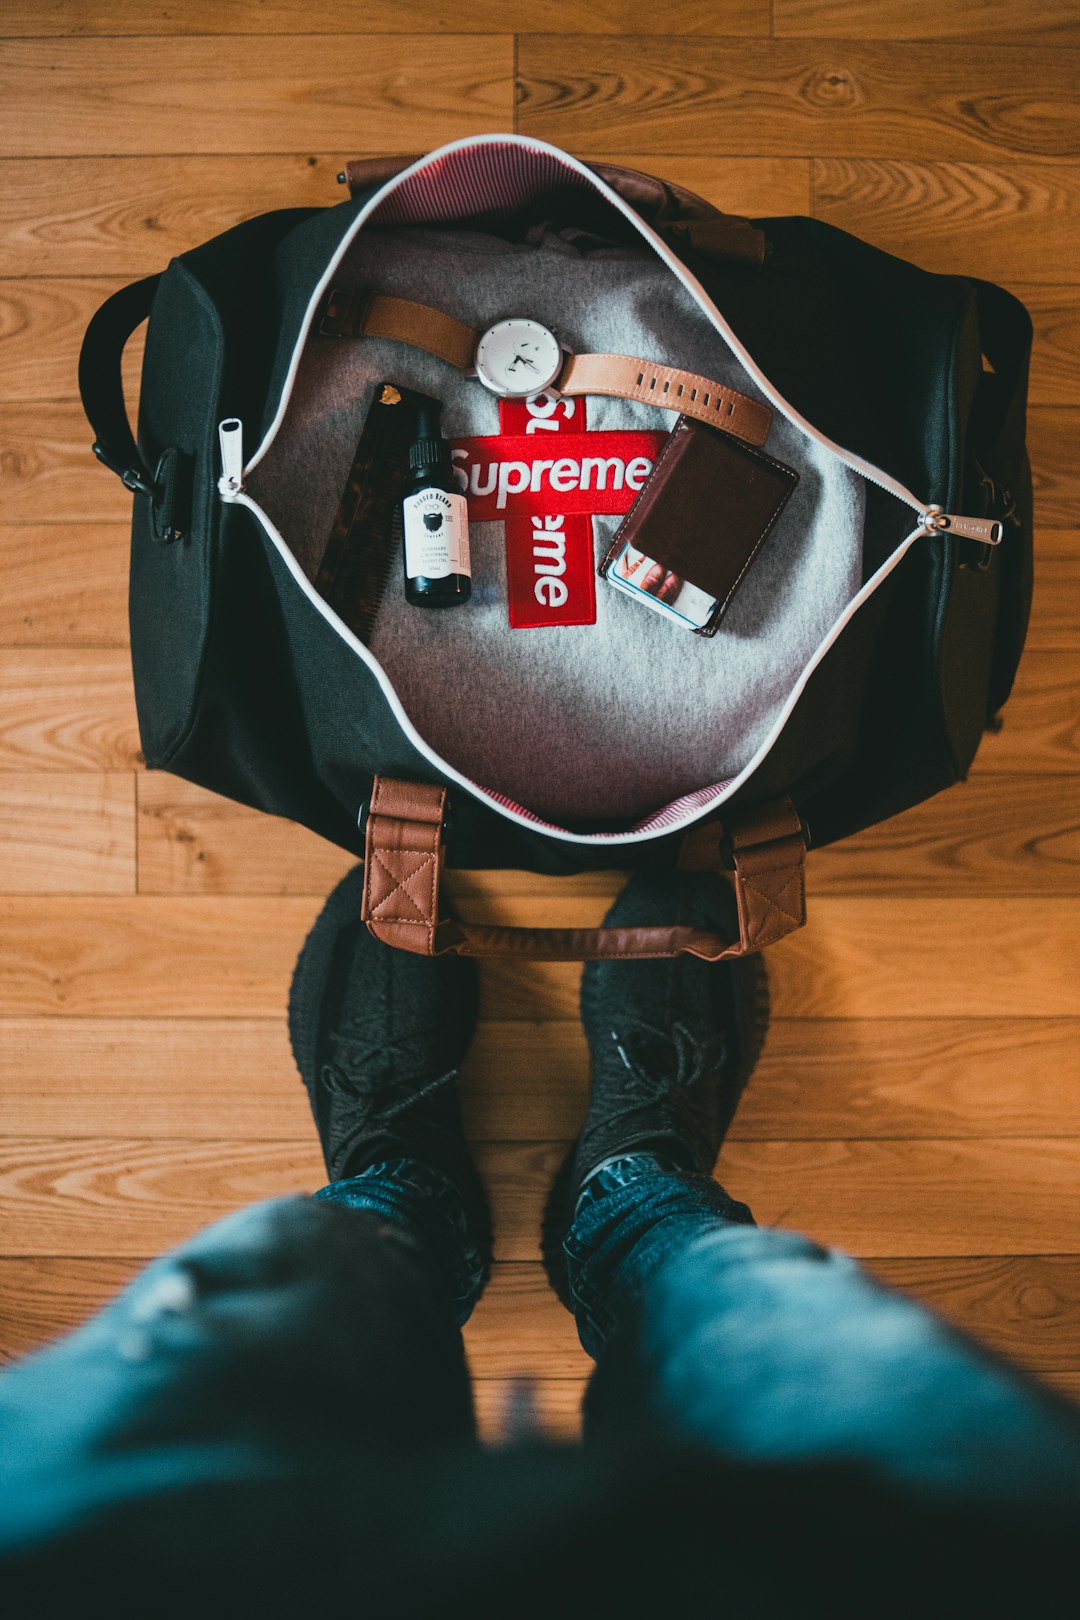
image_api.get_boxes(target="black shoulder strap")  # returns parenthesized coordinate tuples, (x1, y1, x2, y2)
(78, 273, 162, 496)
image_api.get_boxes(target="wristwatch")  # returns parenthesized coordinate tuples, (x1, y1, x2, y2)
(317, 289, 772, 448)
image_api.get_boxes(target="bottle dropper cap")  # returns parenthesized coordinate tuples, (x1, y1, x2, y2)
(408, 401, 446, 471)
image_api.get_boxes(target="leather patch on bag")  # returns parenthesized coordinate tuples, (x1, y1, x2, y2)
(600, 415, 799, 635)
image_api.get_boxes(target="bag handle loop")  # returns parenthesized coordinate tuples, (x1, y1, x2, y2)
(360, 777, 806, 962)
(78, 273, 162, 498)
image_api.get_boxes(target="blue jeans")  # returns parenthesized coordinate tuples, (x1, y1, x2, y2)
(1, 1161, 1079, 1614)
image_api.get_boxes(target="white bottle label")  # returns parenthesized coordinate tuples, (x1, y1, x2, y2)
(403, 488, 471, 580)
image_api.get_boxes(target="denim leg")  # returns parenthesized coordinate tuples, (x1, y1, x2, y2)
(568, 1162, 1080, 1515)
(0, 1193, 475, 1558)
(316, 1155, 487, 1328)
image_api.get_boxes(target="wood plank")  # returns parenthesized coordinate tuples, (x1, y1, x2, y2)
(0, 524, 129, 646)
(4, 1016, 1079, 1145)
(812, 160, 1080, 285)
(0, 277, 143, 405)
(1029, 405, 1079, 530)
(0, 153, 810, 280)
(4, 1135, 1080, 1260)
(971, 649, 1080, 774)
(1022, 288, 1080, 409)
(0, 37, 514, 158)
(0, 0, 764, 35)
(807, 776, 1080, 897)
(762, 896, 1080, 1019)
(0, 650, 139, 770)
(0, 771, 134, 893)
(0, 155, 351, 277)
(518, 40, 1080, 161)
(774, 0, 1080, 40)
(140, 772, 1080, 899)
(136, 776, 355, 896)
(739, 1019, 1080, 1140)
(0, 896, 321, 1018)
(0, 894, 1075, 1020)
(1029, 546, 1080, 652)
(0, 402, 127, 524)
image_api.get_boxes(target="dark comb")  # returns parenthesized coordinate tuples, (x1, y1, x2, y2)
(315, 382, 431, 641)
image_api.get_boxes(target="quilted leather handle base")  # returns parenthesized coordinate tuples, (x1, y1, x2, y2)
(361, 777, 806, 962)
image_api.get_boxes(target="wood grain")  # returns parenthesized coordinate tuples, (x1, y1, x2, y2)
(0, 153, 812, 280)
(0, 524, 129, 647)
(0, 37, 514, 158)
(0, 650, 140, 771)
(1023, 288, 1080, 408)
(0, 772, 134, 894)
(1, 894, 1076, 1020)
(1029, 546, 1080, 651)
(3, 1134, 1080, 1261)
(970, 650, 1080, 775)
(518, 40, 1080, 161)
(136, 776, 356, 897)
(0, 277, 141, 404)
(136, 771, 1080, 899)
(5, 509, 122, 634)
(0, 156, 350, 277)
(0, 403, 127, 524)
(774, 0, 1080, 40)
(0, 1, 766, 37)
(3, 1015, 1078, 1144)
(812, 160, 1080, 285)
(807, 775, 1080, 896)
(1028, 406, 1080, 530)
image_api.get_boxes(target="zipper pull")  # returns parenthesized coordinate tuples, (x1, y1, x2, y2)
(920, 505, 1003, 545)
(217, 418, 245, 500)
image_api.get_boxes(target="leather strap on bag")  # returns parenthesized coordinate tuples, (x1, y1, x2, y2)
(360, 776, 805, 961)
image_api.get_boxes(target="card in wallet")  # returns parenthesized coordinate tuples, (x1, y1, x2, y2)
(600, 414, 799, 637)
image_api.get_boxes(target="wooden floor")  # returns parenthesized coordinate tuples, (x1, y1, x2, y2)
(1, 1, 1078, 1442)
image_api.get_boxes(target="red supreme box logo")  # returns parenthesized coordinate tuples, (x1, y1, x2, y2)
(451, 396, 664, 629)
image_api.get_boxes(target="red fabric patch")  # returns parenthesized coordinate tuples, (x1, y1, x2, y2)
(500, 396, 592, 629)
(449, 427, 664, 521)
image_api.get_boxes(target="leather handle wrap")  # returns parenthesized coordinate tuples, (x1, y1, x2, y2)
(361, 777, 805, 961)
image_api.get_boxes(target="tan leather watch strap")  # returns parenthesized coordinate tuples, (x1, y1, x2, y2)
(320, 288, 773, 448)
(557, 352, 773, 447)
(319, 289, 477, 371)
(361, 776, 805, 961)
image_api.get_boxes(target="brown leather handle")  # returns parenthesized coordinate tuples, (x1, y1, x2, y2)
(337, 155, 766, 269)
(360, 777, 805, 961)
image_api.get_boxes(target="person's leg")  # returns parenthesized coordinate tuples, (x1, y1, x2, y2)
(544, 871, 1080, 1518)
(1, 864, 493, 1562)
(569, 1157, 1080, 1512)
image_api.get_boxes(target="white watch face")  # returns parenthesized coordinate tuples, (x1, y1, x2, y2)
(474, 318, 562, 398)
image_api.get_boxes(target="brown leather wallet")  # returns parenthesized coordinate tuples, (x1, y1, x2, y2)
(600, 414, 799, 635)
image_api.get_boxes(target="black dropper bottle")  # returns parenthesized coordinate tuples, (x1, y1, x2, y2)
(402, 401, 472, 609)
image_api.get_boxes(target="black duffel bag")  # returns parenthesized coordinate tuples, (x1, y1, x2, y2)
(78, 134, 1033, 963)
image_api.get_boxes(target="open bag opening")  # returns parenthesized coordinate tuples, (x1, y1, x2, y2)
(235, 137, 927, 842)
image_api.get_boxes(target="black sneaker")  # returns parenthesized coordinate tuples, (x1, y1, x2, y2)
(288, 865, 492, 1275)
(541, 870, 770, 1308)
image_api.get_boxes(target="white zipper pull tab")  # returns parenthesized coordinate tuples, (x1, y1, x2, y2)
(217, 418, 245, 501)
(920, 505, 1003, 546)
